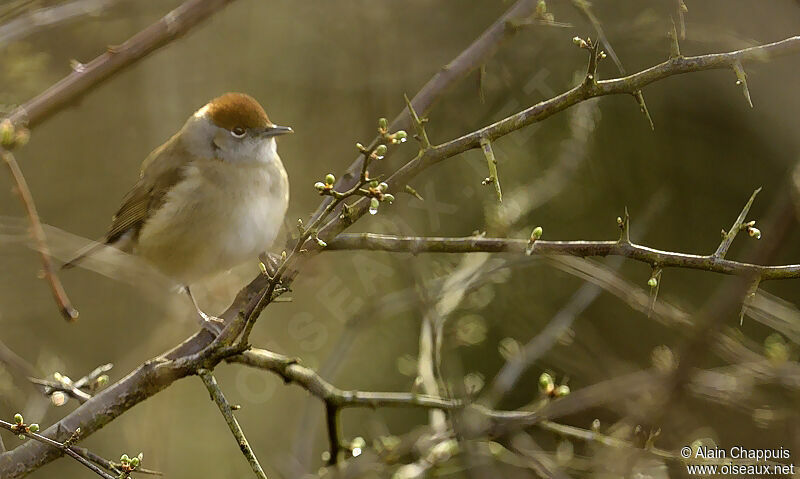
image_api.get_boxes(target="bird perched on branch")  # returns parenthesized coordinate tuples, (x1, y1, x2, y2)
(64, 93, 292, 330)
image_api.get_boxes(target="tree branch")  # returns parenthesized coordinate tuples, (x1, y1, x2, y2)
(325, 233, 800, 281)
(4, 0, 238, 129)
(1, 149, 77, 320)
(0, 0, 121, 47)
(0, 418, 115, 479)
(198, 369, 267, 479)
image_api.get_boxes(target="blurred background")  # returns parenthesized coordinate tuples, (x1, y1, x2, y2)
(1, 0, 800, 477)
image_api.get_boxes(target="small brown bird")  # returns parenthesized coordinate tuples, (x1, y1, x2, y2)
(65, 93, 292, 328)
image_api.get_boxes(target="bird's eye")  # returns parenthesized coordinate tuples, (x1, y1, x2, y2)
(231, 127, 247, 138)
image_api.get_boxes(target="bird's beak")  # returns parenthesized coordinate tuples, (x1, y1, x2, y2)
(258, 125, 293, 137)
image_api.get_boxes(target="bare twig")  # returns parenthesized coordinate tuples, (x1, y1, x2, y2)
(714, 187, 761, 258)
(325, 232, 800, 281)
(0, 419, 115, 479)
(4, 0, 238, 129)
(28, 362, 112, 404)
(198, 369, 268, 479)
(480, 137, 502, 202)
(1, 149, 77, 320)
(0, 0, 121, 46)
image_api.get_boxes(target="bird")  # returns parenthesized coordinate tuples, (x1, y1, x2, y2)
(63, 92, 292, 330)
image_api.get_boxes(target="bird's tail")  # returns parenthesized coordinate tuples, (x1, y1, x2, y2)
(62, 239, 107, 269)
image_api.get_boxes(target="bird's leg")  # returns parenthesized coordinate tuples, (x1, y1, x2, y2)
(185, 286, 225, 335)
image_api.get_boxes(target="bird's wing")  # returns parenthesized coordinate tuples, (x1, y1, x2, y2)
(63, 134, 188, 269)
(105, 134, 187, 244)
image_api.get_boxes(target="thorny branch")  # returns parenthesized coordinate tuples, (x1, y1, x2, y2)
(198, 369, 268, 479)
(4, 0, 239, 129)
(325, 231, 800, 281)
(0, 418, 115, 479)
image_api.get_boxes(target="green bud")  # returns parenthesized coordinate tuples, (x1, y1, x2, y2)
(531, 226, 543, 240)
(95, 375, 109, 387)
(378, 117, 388, 130)
(370, 180, 379, 188)
(369, 197, 380, 215)
(28, 424, 39, 433)
(383, 193, 395, 203)
(14, 413, 23, 424)
(647, 277, 658, 288)
(536, 0, 547, 17)
(394, 130, 408, 141)
(554, 385, 570, 397)
(572, 36, 588, 48)
(378, 182, 389, 192)
(748, 226, 761, 240)
(314, 181, 326, 191)
(538, 373, 554, 392)
(1, 120, 15, 147)
(351, 436, 367, 449)
(120, 454, 130, 464)
(130, 456, 140, 467)
(374, 144, 388, 157)
(325, 174, 335, 185)
(18, 434, 24, 440)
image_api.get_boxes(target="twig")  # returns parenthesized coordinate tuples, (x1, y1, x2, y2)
(28, 362, 112, 404)
(1, 149, 77, 320)
(4, 0, 238, 129)
(198, 369, 268, 479)
(325, 232, 800, 281)
(228, 348, 463, 411)
(0, 0, 121, 46)
(480, 137, 502, 202)
(713, 187, 761, 258)
(0, 419, 115, 479)
(70, 446, 163, 476)
(324, 403, 341, 465)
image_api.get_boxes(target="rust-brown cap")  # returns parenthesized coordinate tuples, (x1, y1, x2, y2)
(204, 93, 271, 130)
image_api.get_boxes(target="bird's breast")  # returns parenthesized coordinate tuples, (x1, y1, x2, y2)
(137, 158, 289, 284)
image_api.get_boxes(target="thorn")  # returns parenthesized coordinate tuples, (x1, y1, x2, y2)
(478, 64, 487, 104)
(632, 90, 654, 130)
(677, 0, 687, 39)
(668, 18, 681, 58)
(713, 187, 761, 259)
(732, 60, 753, 108)
(480, 137, 502, 203)
(404, 94, 430, 150)
(618, 207, 631, 243)
(739, 278, 760, 326)
(404, 184, 424, 201)
(647, 267, 663, 318)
